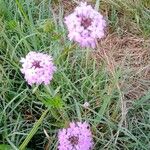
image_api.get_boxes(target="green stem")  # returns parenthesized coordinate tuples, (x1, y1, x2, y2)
(19, 109, 49, 150)
(85, 47, 90, 71)
(95, 0, 101, 11)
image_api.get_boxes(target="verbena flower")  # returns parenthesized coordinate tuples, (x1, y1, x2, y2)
(64, 2, 106, 48)
(58, 122, 93, 150)
(20, 51, 56, 85)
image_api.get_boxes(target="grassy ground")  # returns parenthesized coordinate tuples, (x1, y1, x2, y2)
(0, 0, 150, 149)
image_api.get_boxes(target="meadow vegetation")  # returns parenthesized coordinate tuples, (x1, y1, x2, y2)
(0, 0, 150, 149)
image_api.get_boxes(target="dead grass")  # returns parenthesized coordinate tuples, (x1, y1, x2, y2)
(52, 0, 76, 16)
(96, 33, 150, 100)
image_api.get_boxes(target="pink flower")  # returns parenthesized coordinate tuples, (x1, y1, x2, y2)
(64, 2, 106, 48)
(58, 122, 93, 150)
(20, 51, 56, 85)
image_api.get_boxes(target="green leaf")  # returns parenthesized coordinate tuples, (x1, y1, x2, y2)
(43, 95, 64, 109)
(43, 20, 55, 33)
(0, 144, 11, 150)
(19, 109, 49, 150)
(6, 20, 17, 30)
(95, 0, 101, 11)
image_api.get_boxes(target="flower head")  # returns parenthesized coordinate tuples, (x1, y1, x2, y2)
(64, 2, 106, 48)
(58, 122, 93, 150)
(20, 51, 56, 85)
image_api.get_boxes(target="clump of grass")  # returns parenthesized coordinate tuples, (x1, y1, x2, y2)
(98, 0, 150, 37)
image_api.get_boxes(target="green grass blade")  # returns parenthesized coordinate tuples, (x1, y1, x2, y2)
(19, 109, 49, 150)
(95, 0, 101, 11)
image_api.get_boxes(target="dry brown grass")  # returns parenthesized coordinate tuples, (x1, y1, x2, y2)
(96, 33, 150, 100)
(52, 0, 76, 16)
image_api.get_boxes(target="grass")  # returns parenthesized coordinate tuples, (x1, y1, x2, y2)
(0, 0, 150, 149)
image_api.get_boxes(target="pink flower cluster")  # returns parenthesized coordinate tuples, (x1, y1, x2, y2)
(64, 2, 106, 48)
(20, 51, 56, 85)
(19, 3, 98, 149)
(58, 122, 93, 150)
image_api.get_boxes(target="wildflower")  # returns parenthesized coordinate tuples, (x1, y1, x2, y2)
(64, 2, 106, 48)
(83, 102, 90, 108)
(20, 51, 56, 85)
(58, 122, 93, 150)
